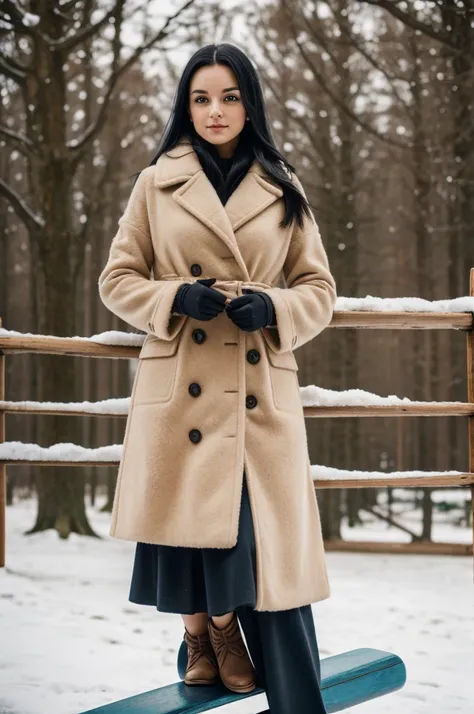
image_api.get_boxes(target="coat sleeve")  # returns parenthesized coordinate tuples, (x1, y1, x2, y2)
(260, 173, 337, 354)
(98, 167, 187, 341)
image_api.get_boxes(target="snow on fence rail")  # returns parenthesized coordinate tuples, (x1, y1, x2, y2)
(0, 441, 471, 489)
(1, 298, 474, 356)
(1, 388, 474, 418)
(1, 283, 474, 565)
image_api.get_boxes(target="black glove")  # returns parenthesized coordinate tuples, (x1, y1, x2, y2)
(225, 289, 276, 332)
(172, 277, 227, 321)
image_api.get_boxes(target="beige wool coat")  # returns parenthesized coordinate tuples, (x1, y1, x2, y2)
(98, 135, 337, 612)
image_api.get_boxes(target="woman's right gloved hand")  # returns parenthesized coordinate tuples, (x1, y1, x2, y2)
(172, 278, 227, 321)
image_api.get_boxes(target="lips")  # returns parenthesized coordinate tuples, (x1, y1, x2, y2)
(209, 125, 227, 128)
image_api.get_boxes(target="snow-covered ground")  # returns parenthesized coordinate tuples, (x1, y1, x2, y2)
(0, 494, 472, 714)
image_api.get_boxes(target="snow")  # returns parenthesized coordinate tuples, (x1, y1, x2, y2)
(4, 6, 41, 29)
(2, 385, 469, 415)
(309, 465, 464, 482)
(335, 295, 474, 313)
(0, 327, 145, 347)
(22, 12, 40, 27)
(1, 292, 474, 350)
(0, 495, 472, 714)
(0, 442, 467, 484)
(430, 489, 471, 504)
(0, 442, 121, 463)
(299, 386, 462, 408)
(368, 491, 472, 544)
(0, 398, 130, 415)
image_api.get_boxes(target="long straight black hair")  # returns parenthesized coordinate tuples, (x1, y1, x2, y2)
(147, 43, 313, 230)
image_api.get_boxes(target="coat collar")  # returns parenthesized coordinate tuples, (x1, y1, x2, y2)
(153, 136, 284, 280)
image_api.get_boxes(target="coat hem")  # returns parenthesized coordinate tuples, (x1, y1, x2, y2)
(253, 588, 331, 612)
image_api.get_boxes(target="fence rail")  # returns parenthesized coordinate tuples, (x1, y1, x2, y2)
(1, 456, 472, 489)
(330, 311, 473, 330)
(0, 309, 473, 360)
(1, 400, 474, 418)
(1, 271, 473, 568)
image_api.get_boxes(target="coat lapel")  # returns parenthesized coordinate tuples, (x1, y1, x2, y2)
(153, 137, 283, 277)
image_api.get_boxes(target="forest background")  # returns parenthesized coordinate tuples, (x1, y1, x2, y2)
(1, 0, 473, 543)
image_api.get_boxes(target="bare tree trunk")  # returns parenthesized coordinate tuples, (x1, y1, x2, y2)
(23, 6, 98, 539)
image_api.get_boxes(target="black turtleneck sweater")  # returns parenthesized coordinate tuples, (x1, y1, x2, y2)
(215, 153, 234, 180)
(213, 153, 235, 208)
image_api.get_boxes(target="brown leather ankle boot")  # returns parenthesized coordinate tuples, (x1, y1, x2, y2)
(208, 612, 257, 694)
(183, 627, 220, 686)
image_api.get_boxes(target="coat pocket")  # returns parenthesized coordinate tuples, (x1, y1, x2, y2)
(266, 348, 301, 411)
(133, 335, 180, 405)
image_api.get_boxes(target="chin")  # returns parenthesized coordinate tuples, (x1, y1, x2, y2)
(198, 126, 244, 142)
(208, 132, 243, 146)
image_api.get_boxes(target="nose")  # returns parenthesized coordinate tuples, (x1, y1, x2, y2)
(210, 101, 223, 118)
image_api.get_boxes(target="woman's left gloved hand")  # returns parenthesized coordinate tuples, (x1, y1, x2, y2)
(225, 289, 276, 332)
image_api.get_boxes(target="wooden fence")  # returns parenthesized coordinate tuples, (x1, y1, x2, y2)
(1, 270, 473, 568)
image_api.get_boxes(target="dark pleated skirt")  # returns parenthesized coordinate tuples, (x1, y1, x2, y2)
(128, 471, 257, 616)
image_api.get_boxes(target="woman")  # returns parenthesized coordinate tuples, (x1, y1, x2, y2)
(98, 42, 336, 714)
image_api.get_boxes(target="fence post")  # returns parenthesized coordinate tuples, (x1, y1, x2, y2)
(0, 315, 5, 567)
(468, 271, 474, 569)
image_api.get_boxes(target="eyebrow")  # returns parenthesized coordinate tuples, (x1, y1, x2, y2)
(190, 86, 240, 95)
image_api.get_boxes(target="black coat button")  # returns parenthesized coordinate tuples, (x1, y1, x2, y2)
(191, 264, 202, 276)
(189, 382, 201, 397)
(189, 428, 202, 443)
(192, 329, 206, 344)
(246, 395, 258, 409)
(247, 349, 260, 364)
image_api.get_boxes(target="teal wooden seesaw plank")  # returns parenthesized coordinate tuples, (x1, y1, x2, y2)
(79, 646, 406, 713)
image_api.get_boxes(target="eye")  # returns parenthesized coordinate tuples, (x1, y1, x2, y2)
(193, 94, 240, 103)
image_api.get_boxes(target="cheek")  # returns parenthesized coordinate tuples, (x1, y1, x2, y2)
(189, 102, 207, 117)
(231, 103, 246, 122)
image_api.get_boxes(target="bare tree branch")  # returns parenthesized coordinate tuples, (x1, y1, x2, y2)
(56, 0, 82, 13)
(51, 8, 117, 53)
(68, 0, 195, 155)
(358, 0, 457, 49)
(258, 64, 335, 169)
(53, 2, 144, 52)
(299, 8, 413, 120)
(292, 31, 410, 150)
(333, 19, 412, 115)
(0, 178, 44, 232)
(0, 124, 36, 158)
(110, 0, 126, 76)
(0, 0, 41, 37)
(0, 52, 28, 84)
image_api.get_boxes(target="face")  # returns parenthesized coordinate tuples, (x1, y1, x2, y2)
(188, 64, 247, 158)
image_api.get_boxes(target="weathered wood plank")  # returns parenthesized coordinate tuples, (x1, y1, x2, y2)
(79, 647, 406, 713)
(313, 474, 474, 488)
(324, 540, 472, 556)
(304, 403, 474, 417)
(2, 401, 474, 418)
(330, 311, 473, 330)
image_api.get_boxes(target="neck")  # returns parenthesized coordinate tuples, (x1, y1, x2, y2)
(216, 135, 240, 159)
